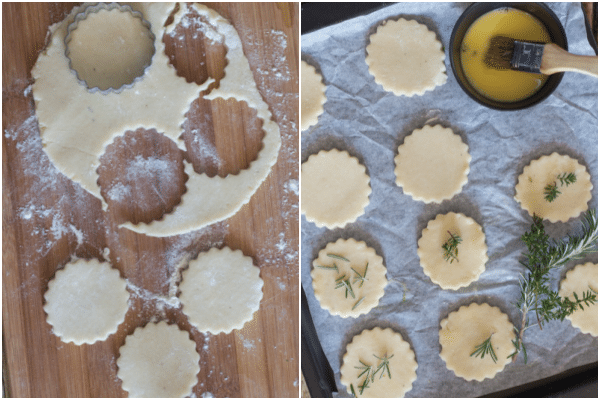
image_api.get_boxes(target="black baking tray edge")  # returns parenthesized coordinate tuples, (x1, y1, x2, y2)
(299, 2, 598, 398)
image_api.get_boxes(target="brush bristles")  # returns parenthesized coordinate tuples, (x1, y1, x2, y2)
(483, 36, 515, 70)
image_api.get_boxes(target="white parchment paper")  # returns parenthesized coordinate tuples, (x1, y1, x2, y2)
(301, 2, 598, 397)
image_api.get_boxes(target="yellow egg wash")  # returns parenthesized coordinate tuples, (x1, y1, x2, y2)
(460, 8, 552, 102)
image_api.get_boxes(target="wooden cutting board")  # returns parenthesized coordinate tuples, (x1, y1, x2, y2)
(2, 2, 299, 397)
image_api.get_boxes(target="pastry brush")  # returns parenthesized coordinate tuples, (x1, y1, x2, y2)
(484, 36, 598, 77)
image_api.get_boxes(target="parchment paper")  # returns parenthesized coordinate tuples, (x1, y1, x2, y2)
(300, 2, 598, 397)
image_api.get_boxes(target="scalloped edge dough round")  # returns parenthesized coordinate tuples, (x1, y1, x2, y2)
(117, 321, 200, 398)
(340, 327, 417, 397)
(311, 238, 387, 318)
(32, 3, 281, 237)
(366, 18, 447, 97)
(301, 60, 326, 131)
(179, 247, 263, 334)
(395, 125, 470, 203)
(514, 152, 592, 222)
(301, 149, 371, 229)
(439, 303, 515, 382)
(559, 262, 598, 337)
(417, 212, 488, 290)
(43, 259, 129, 345)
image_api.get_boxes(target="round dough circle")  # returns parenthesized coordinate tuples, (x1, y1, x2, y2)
(417, 212, 488, 290)
(340, 327, 417, 397)
(117, 321, 200, 397)
(311, 238, 387, 318)
(179, 247, 263, 334)
(559, 262, 598, 337)
(514, 152, 592, 222)
(366, 18, 447, 97)
(43, 259, 129, 345)
(301, 60, 326, 131)
(439, 303, 515, 382)
(394, 125, 470, 203)
(66, 4, 155, 91)
(301, 149, 371, 229)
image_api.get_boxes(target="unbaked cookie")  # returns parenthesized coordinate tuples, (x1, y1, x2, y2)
(366, 18, 447, 97)
(439, 303, 515, 382)
(311, 238, 387, 318)
(117, 321, 200, 397)
(514, 152, 592, 222)
(301, 60, 326, 131)
(559, 262, 598, 337)
(179, 247, 263, 334)
(301, 149, 371, 229)
(43, 259, 129, 345)
(417, 212, 487, 290)
(340, 327, 417, 397)
(394, 125, 470, 203)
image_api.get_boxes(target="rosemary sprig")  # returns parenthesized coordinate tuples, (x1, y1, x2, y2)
(335, 275, 355, 299)
(510, 209, 598, 363)
(351, 353, 394, 397)
(470, 334, 497, 363)
(544, 172, 576, 202)
(442, 231, 462, 263)
(327, 253, 350, 262)
(351, 263, 368, 287)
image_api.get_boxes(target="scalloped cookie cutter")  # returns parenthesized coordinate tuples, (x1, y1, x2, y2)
(32, 3, 281, 237)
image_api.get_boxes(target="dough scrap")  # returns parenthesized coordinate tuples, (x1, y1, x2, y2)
(301, 149, 371, 229)
(311, 238, 387, 318)
(439, 303, 515, 382)
(514, 152, 592, 222)
(179, 247, 263, 334)
(417, 212, 487, 290)
(32, 3, 281, 236)
(117, 321, 200, 398)
(43, 259, 129, 345)
(340, 327, 417, 397)
(301, 60, 326, 131)
(394, 125, 470, 203)
(558, 262, 598, 337)
(366, 18, 447, 97)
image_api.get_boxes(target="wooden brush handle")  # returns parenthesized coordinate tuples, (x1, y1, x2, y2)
(540, 43, 598, 77)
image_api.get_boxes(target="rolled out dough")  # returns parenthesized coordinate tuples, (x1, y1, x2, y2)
(117, 321, 200, 398)
(43, 259, 129, 345)
(301, 60, 326, 131)
(559, 262, 598, 337)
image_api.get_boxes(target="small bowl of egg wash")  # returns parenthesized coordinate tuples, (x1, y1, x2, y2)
(450, 3, 568, 110)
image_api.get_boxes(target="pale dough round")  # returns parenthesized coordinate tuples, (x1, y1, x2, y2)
(117, 321, 200, 398)
(558, 262, 598, 337)
(394, 125, 470, 203)
(439, 303, 515, 382)
(514, 152, 592, 222)
(366, 18, 447, 97)
(417, 212, 488, 290)
(311, 238, 387, 318)
(43, 259, 129, 345)
(179, 247, 263, 334)
(32, 3, 281, 236)
(301, 60, 326, 131)
(340, 327, 417, 397)
(301, 149, 371, 229)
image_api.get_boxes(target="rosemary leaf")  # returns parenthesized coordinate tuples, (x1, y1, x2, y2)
(315, 264, 339, 273)
(327, 253, 350, 262)
(352, 296, 365, 310)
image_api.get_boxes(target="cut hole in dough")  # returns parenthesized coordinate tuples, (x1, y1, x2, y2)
(311, 238, 387, 318)
(97, 128, 186, 224)
(395, 125, 470, 203)
(301, 149, 371, 229)
(162, 3, 226, 86)
(514, 152, 592, 222)
(117, 321, 200, 398)
(301, 60, 326, 131)
(417, 212, 487, 290)
(439, 303, 515, 382)
(65, 4, 155, 91)
(559, 262, 598, 337)
(179, 247, 263, 334)
(340, 327, 417, 397)
(366, 18, 447, 97)
(43, 259, 129, 345)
